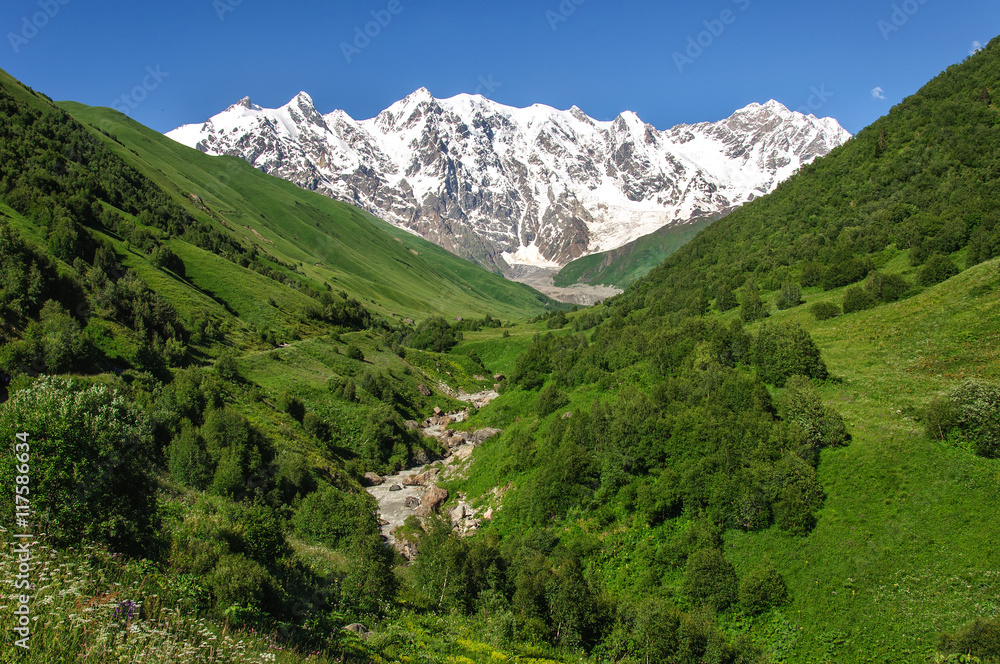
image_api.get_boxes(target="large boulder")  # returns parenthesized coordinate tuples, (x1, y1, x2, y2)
(363, 472, 384, 486)
(414, 486, 448, 517)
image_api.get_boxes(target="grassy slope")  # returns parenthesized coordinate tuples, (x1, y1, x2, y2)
(56, 99, 559, 322)
(450, 257, 1000, 663)
(554, 214, 719, 289)
(723, 258, 1000, 663)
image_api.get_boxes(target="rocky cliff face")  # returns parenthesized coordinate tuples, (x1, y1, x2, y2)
(168, 91, 850, 274)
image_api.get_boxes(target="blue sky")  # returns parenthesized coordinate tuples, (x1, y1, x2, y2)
(1, 0, 997, 135)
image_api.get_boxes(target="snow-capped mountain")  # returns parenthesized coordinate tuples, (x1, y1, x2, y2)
(167, 90, 851, 273)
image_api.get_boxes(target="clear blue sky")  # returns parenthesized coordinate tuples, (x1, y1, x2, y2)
(1, 0, 997, 135)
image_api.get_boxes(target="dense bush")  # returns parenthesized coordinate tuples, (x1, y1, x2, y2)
(809, 301, 841, 321)
(938, 618, 1000, 662)
(864, 270, 910, 302)
(774, 281, 803, 310)
(409, 316, 462, 352)
(917, 253, 961, 286)
(0, 377, 158, 552)
(750, 323, 827, 386)
(535, 383, 569, 417)
(842, 286, 876, 313)
(739, 564, 789, 614)
(926, 379, 1000, 458)
(683, 548, 738, 610)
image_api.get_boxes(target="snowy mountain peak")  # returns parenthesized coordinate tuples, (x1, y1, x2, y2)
(167, 91, 851, 273)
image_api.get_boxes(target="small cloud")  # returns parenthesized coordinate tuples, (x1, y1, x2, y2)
(970, 40, 984, 55)
(871, 87, 886, 100)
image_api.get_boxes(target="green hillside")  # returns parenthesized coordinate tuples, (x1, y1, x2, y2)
(58, 99, 557, 322)
(554, 212, 722, 289)
(619, 37, 1000, 318)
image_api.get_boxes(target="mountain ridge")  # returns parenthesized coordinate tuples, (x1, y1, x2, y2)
(167, 90, 851, 274)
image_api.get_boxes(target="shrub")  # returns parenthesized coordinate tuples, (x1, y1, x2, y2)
(303, 410, 329, 441)
(928, 379, 1000, 458)
(864, 270, 910, 302)
(683, 548, 738, 610)
(739, 281, 768, 323)
(917, 253, 960, 286)
(774, 282, 803, 310)
(772, 453, 825, 535)
(0, 377, 158, 552)
(751, 323, 827, 387)
(822, 257, 870, 290)
(344, 344, 364, 361)
(277, 389, 305, 422)
(739, 564, 789, 614)
(292, 486, 379, 549)
(214, 351, 241, 381)
(535, 383, 569, 417)
(715, 287, 738, 312)
(842, 286, 877, 313)
(938, 618, 1000, 661)
(810, 301, 841, 321)
(168, 422, 213, 490)
(207, 553, 278, 616)
(409, 317, 462, 353)
(149, 244, 185, 276)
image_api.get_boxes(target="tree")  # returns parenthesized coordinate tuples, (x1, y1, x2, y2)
(536, 383, 569, 417)
(809, 301, 841, 321)
(683, 548, 738, 610)
(0, 377, 158, 552)
(739, 563, 789, 614)
(715, 286, 738, 312)
(774, 282, 803, 310)
(917, 253, 960, 286)
(739, 281, 768, 323)
(842, 286, 876, 313)
(751, 323, 827, 387)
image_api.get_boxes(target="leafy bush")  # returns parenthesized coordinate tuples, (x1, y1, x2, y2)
(917, 253, 960, 286)
(842, 286, 876, 313)
(409, 316, 462, 353)
(344, 344, 364, 361)
(149, 244, 185, 277)
(168, 422, 213, 490)
(206, 553, 278, 617)
(810, 301, 841, 321)
(822, 257, 870, 290)
(0, 377, 157, 552)
(683, 548, 738, 610)
(750, 323, 827, 387)
(938, 618, 1000, 662)
(772, 453, 825, 535)
(774, 282, 803, 310)
(277, 389, 305, 422)
(739, 564, 789, 614)
(292, 485, 379, 549)
(739, 281, 768, 322)
(864, 270, 910, 302)
(927, 379, 1000, 458)
(535, 383, 569, 417)
(214, 350, 240, 381)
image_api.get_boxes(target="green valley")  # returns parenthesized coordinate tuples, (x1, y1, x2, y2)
(0, 35, 999, 664)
